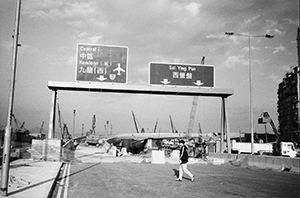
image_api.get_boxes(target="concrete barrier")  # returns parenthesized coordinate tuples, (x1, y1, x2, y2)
(32, 139, 62, 161)
(208, 153, 300, 173)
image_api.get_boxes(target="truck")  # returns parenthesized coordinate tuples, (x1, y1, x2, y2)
(231, 140, 297, 158)
(280, 142, 298, 158)
(85, 133, 101, 147)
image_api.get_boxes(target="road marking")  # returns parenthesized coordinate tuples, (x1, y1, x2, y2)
(63, 163, 71, 198)
(56, 163, 71, 198)
(56, 163, 67, 198)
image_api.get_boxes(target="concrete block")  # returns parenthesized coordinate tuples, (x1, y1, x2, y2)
(31, 139, 44, 155)
(108, 145, 117, 156)
(211, 158, 225, 165)
(151, 150, 165, 164)
(43, 139, 61, 161)
(170, 150, 180, 160)
(121, 147, 128, 156)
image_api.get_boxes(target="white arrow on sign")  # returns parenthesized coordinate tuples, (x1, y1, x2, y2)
(96, 75, 107, 81)
(161, 79, 171, 85)
(194, 80, 204, 86)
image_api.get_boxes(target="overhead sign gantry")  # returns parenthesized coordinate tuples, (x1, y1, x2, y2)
(48, 43, 234, 156)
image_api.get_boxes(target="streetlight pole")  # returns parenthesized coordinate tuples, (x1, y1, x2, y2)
(1, 0, 22, 196)
(225, 32, 274, 154)
(73, 110, 76, 138)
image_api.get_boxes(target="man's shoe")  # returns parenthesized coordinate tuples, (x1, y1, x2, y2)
(191, 175, 195, 182)
(175, 178, 182, 182)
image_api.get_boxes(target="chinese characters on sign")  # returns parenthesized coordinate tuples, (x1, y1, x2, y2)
(76, 44, 128, 83)
(149, 62, 214, 87)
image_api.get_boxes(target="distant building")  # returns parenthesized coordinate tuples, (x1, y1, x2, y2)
(277, 27, 300, 146)
(277, 67, 299, 144)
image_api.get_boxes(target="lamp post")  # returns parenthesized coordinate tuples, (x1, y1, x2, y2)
(225, 32, 274, 154)
(1, 0, 22, 195)
(73, 110, 76, 138)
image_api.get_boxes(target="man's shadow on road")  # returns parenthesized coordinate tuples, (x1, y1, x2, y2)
(172, 169, 189, 181)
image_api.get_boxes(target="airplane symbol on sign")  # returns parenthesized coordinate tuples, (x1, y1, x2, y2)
(113, 63, 125, 75)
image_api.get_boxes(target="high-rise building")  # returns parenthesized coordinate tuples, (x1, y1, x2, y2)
(277, 27, 300, 146)
(277, 67, 299, 145)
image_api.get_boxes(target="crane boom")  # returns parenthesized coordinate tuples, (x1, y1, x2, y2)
(258, 112, 280, 142)
(57, 103, 64, 133)
(258, 112, 282, 155)
(187, 96, 198, 134)
(12, 114, 20, 129)
(132, 111, 140, 133)
(39, 121, 44, 134)
(169, 115, 175, 133)
(56, 103, 72, 140)
(186, 56, 205, 135)
(153, 119, 158, 133)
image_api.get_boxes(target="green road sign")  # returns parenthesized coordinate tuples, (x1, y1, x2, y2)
(149, 62, 214, 87)
(76, 43, 128, 83)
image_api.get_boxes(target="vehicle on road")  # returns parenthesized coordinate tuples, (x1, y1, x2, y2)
(231, 140, 298, 158)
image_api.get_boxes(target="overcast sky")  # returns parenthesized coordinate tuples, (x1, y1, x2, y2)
(0, 0, 299, 138)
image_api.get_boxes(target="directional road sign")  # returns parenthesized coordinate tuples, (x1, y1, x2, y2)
(76, 43, 128, 83)
(149, 62, 214, 87)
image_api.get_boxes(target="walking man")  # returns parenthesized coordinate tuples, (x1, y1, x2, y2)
(176, 140, 195, 182)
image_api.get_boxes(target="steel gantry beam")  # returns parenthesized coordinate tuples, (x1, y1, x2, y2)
(47, 81, 233, 153)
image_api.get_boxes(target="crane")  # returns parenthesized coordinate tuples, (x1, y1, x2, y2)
(85, 115, 102, 147)
(187, 96, 198, 134)
(57, 103, 64, 134)
(57, 103, 72, 141)
(186, 56, 205, 135)
(91, 114, 96, 135)
(258, 112, 280, 142)
(38, 121, 46, 139)
(132, 111, 139, 133)
(169, 115, 177, 133)
(39, 121, 44, 134)
(153, 119, 158, 133)
(131, 111, 144, 133)
(258, 112, 281, 155)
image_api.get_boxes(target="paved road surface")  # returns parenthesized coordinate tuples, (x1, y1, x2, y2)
(53, 162, 300, 198)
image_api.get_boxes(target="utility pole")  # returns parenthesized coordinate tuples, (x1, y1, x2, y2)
(1, 0, 22, 195)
